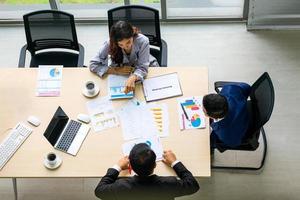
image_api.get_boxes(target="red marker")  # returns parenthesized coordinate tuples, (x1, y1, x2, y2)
(128, 164, 132, 174)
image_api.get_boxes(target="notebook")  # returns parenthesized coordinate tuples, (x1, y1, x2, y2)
(108, 75, 134, 99)
(142, 73, 183, 102)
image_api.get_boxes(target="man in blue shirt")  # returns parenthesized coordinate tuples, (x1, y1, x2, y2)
(202, 82, 251, 152)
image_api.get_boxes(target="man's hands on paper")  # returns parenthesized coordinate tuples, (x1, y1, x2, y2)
(162, 150, 177, 167)
(118, 156, 130, 170)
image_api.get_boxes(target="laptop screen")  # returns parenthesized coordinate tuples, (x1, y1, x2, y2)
(43, 106, 69, 146)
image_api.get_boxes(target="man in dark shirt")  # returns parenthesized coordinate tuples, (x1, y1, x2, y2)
(95, 143, 200, 200)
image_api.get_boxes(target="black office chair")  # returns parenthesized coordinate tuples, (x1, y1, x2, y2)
(18, 10, 84, 68)
(107, 5, 167, 67)
(212, 72, 275, 170)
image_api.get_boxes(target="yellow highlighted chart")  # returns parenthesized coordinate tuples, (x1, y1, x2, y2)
(149, 104, 169, 137)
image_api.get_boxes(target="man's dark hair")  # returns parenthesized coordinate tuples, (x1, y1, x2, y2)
(129, 143, 156, 177)
(203, 94, 228, 119)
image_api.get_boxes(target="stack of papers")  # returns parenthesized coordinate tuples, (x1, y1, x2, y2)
(177, 96, 206, 130)
(118, 100, 157, 140)
(108, 75, 134, 99)
(36, 65, 62, 96)
(86, 97, 119, 132)
(118, 100, 170, 140)
(118, 100, 168, 160)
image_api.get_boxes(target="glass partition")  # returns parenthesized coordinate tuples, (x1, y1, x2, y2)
(166, 0, 244, 19)
(0, 0, 245, 21)
(60, 0, 123, 19)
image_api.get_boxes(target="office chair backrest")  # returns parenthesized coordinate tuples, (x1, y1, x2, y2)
(23, 10, 79, 54)
(250, 72, 275, 131)
(107, 5, 162, 47)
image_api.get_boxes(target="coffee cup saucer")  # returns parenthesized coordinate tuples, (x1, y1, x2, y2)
(44, 156, 63, 170)
(82, 85, 100, 98)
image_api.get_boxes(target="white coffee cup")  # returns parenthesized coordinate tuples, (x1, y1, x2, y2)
(46, 152, 58, 167)
(85, 81, 95, 95)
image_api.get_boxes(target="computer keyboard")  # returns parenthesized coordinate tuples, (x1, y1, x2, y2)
(56, 120, 81, 152)
(0, 123, 32, 170)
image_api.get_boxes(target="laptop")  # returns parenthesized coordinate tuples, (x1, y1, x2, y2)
(43, 106, 90, 156)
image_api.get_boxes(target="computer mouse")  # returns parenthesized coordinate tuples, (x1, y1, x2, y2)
(77, 114, 91, 124)
(27, 115, 41, 127)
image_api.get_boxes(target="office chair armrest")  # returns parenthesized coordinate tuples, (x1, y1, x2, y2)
(160, 39, 168, 67)
(77, 43, 85, 67)
(18, 44, 28, 68)
(214, 81, 240, 93)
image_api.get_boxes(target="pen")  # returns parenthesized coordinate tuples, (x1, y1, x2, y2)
(128, 164, 132, 174)
(180, 103, 189, 120)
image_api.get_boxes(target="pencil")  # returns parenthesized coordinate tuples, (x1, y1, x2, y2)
(180, 103, 189, 120)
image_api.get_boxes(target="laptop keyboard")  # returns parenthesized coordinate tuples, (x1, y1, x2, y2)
(56, 120, 81, 152)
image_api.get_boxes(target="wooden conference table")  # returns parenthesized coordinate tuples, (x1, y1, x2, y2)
(0, 67, 210, 199)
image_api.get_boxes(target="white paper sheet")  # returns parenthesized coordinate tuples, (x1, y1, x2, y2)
(86, 96, 119, 132)
(122, 136, 163, 161)
(146, 103, 169, 137)
(118, 100, 157, 140)
(36, 65, 63, 97)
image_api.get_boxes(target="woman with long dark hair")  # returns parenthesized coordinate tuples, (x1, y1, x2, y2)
(90, 20, 159, 94)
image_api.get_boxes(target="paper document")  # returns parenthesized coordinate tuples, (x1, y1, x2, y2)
(122, 136, 163, 161)
(143, 73, 183, 102)
(177, 96, 206, 130)
(86, 97, 119, 132)
(118, 100, 157, 140)
(108, 75, 134, 99)
(36, 65, 63, 96)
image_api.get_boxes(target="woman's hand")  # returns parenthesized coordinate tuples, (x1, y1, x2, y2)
(108, 66, 133, 75)
(124, 74, 138, 94)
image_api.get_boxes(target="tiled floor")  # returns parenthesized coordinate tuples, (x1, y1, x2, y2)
(0, 22, 300, 200)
